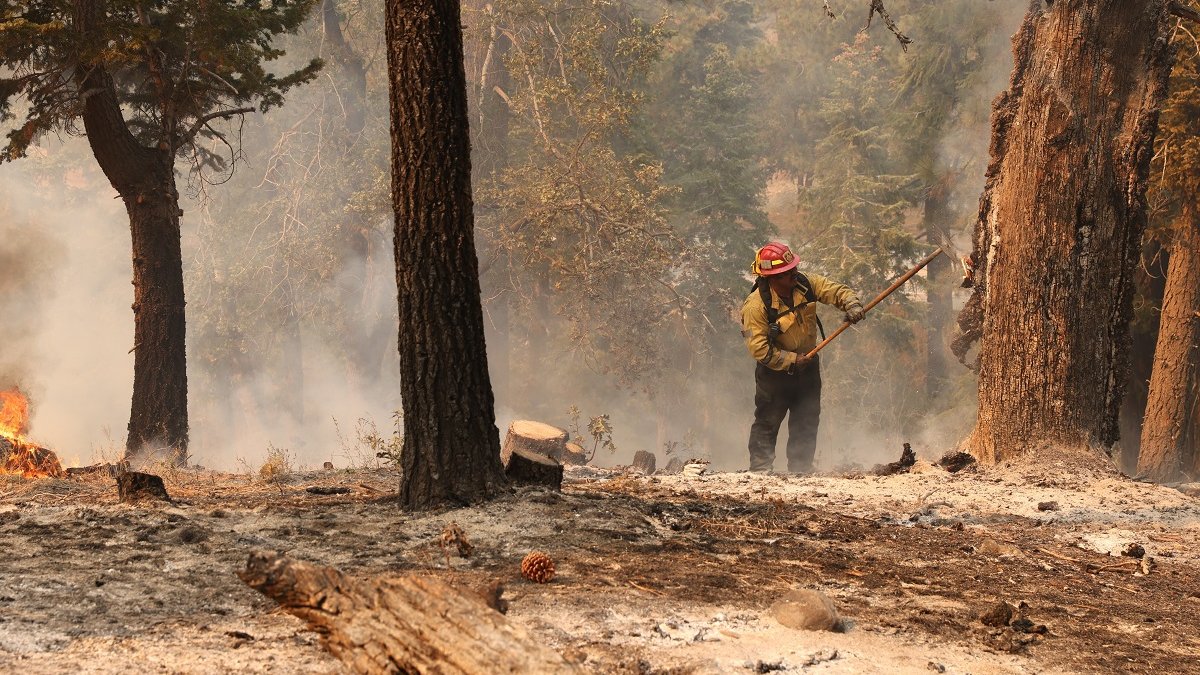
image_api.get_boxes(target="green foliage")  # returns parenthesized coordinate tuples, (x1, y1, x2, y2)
(0, 0, 322, 170)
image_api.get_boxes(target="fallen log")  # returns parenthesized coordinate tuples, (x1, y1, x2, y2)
(504, 448, 563, 490)
(500, 421, 568, 465)
(238, 552, 579, 674)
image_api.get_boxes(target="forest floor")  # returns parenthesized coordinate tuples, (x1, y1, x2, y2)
(1, 455, 1198, 674)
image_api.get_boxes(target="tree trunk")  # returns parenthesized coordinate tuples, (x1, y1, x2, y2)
(1118, 238, 1169, 473)
(386, 0, 507, 508)
(239, 552, 579, 674)
(125, 165, 190, 463)
(954, 1, 1173, 464)
(924, 181, 952, 400)
(73, 1, 189, 463)
(1138, 205, 1200, 480)
(322, 0, 368, 136)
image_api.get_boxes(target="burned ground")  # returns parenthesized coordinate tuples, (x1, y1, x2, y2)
(0, 464, 1197, 673)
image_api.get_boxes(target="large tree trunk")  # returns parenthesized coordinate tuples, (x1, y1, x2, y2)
(954, 1, 1173, 464)
(74, 0, 188, 463)
(386, 0, 508, 508)
(125, 162, 190, 462)
(1138, 206, 1200, 480)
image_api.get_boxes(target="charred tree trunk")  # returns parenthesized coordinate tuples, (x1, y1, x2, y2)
(954, 1, 1173, 464)
(75, 0, 188, 463)
(1138, 206, 1200, 480)
(1118, 238, 1169, 473)
(924, 181, 953, 400)
(386, 0, 507, 508)
(125, 162, 189, 463)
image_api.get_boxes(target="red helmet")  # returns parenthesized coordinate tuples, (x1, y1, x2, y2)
(752, 242, 799, 276)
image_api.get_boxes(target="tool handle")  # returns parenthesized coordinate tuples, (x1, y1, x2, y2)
(804, 247, 943, 359)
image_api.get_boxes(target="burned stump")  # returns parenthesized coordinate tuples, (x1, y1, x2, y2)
(875, 443, 917, 476)
(937, 451, 977, 473)
(117, 472, 170, 503)
(239, 552, 579, 674)
(0, 437, 64, 478)
(500, 420, 569, 465)
(631, 450, 657, 475)
(504, 448, 563, 490)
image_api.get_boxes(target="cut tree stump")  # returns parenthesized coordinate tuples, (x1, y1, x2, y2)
(632, 450, 657, 474)
(561, 442, 588, 466)
(500, 421, 568, 465)
(239, 552, 579, 674)
(117, 472, 170, 503)
(504, 448, 563, 490)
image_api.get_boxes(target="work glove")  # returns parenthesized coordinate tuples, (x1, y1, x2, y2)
(844, 302, 866, 325)
(787, 353, 812, 374)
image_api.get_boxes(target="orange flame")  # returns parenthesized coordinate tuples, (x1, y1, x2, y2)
(0, 388, 30, 440)
(0, 388, 62, 479)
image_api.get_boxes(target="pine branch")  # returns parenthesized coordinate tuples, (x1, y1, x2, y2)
(182, 107, 254, 144)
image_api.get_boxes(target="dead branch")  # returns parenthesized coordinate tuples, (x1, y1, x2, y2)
(866, 0, 912, 51)
(1170, 1, 1200, 24)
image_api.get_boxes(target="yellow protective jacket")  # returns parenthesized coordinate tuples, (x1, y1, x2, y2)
(741, 273, 860, 371)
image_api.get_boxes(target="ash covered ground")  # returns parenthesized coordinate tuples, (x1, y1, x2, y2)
(1, 459, 1198, 674)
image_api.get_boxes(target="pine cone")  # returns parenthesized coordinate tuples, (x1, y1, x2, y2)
(520, 551, 555, 583)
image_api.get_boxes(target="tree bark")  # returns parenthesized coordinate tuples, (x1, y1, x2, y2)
(74, 0, 189, 463)
(239, 552, 579, 674)
(386, 0, 508, 508)
(955, 0, 1173, 463)
(1138, 205, 1200, 480)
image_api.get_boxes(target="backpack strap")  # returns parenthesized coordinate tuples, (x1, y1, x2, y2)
(749, 274, 826, 345)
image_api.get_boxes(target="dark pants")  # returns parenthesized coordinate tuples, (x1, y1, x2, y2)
(748, 359, 822, 473)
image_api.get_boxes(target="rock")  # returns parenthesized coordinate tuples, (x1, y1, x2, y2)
(682, 460, 709, 477)
(1037, 501, 1059, 512)
(979, 601, 1015, 627)
(631, 450, 656, 475)
(769, 589, 841, 632)
(937, 451, 976, 473)
(661, 457, 686, 475)
(1011, 617, 1048, 634)
(117, 472, 170, 503)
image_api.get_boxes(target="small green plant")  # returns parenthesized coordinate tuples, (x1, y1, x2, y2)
(335, 410, 404, 469)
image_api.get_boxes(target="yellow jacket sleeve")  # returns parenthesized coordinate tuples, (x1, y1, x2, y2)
(741, 294, 799, 371)
(807, 273, 861, 311)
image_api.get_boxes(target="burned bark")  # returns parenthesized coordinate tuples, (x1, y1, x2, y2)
(386, 0, 508, 508)
(1138, 206, 1200, 480)
(504, 448, 563, 490)
(239, 552, 579, 674)
(955, 1, 1174, 463)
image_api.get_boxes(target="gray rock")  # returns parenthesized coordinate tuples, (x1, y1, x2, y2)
(769, 589, 841, 632)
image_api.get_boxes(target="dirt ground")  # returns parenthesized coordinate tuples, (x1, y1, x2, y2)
(1, 457, 1198, 674)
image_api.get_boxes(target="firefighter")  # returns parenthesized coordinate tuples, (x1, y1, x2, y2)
(741, 242, 865, 473)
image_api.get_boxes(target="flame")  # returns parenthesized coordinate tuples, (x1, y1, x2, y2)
(0, 388, 62, 479)
(0, 388, 30, 440)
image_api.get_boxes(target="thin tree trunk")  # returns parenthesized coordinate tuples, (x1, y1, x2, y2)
(1138, 205, 1200, 480)
(386, 0, 507, 508)
(74, 0, 188, 463)
(322, 0, 367, 136)
(954, 1, 1173, 463)
(924, 181, 952, 400)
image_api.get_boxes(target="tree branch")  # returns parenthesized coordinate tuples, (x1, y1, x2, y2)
(183, 107, 254, 144)
(866, 0, 912, 51)
(1170, 1, 1200, 24)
